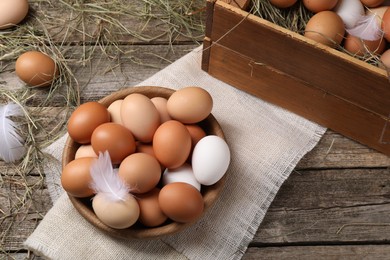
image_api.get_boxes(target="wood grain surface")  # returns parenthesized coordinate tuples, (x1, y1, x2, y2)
(1, 1, 390, 259)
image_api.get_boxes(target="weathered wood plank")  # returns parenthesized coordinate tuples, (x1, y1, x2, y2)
(3, 168, 390, 250)
(1, 44, 198, 106)
(6, 244, 390, 260)
(255, 168, 390, 244)
(2, 0, 205, 46)
(243, 245, 390, 259)
(1, 176, 52, 251)
(298, 130, 390, 169)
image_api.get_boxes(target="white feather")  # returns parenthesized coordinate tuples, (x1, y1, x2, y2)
(0, 103, 26, 163)
(89, 151, 130, 202)
(347, 14, 383, 41)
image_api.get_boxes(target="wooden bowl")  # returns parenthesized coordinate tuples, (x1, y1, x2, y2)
(62, 86, 227, 239)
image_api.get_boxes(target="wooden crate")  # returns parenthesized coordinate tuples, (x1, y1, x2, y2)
(202, 0, 390, 156)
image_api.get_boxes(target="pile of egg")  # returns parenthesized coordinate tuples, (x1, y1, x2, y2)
(269, 0, 390, 67)
(61, 87, 231, 229)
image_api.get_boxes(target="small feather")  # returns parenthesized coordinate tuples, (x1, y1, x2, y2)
(0, 103, 26, 163)
(89, 151, 130, 202)
(347, 14, 383, 41)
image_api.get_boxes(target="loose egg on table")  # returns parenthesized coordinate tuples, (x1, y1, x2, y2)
(62, 86, 231, 230)
(15, 51, 58, 87)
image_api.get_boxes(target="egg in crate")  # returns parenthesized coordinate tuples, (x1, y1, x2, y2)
(304, 11, 345, 47)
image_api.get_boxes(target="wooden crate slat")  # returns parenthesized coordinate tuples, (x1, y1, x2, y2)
(207, 1, 390, 119)
(205, 41, 390, 155)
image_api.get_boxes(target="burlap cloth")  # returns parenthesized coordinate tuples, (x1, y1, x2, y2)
(25, 46, 326, 259)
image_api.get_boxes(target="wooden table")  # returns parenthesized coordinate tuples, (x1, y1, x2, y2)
(2, 1, 390, 259)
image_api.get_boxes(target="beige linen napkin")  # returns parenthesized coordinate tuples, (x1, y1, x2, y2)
(25, 46, 326, 259)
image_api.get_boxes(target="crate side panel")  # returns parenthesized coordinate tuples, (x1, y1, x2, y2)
(210, 1, 390, 118)
(207, 43, 390, 155)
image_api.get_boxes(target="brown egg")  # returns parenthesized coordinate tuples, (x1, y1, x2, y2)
(167, 87, 213, 124)
(380, 49, 390, 68)
(304, 11, 345, 47)
(136, 142, 165, 171)
(118, 153, 161, 194)
(91, 122, 136, 164)
(344, 34, 386, 56)
(0, 0, 29, 29)
(151, 97, 172, 124)
(158, 182, 204, 223)
(302, 0, 339, 13)
(15, 51, 58, 87)
(136, 142, 153, 155)
(268, 0, 297, 8)
(381, 7, 390, 41)
(136, 188, 168, 227)
(121, 93, 160, 142)
(107, 99, 123, 124)
(185, 124, 206, 148)
(92, 193, 140, 229)
(153, 120, 192, 169)
(61, 157, 95, 198)
(67, 102, 111, 144)
(185, 124, 206, 163)
(75, 144, 98, 159)
(361, 0, 384, 7)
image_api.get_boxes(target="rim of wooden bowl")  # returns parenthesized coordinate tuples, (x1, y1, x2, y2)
(62, 86, 227, 239)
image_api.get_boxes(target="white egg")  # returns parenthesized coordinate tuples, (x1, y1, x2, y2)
(191, 135, 230, 186)
(333, 0, 365, 29)
(162, 163, 201, 191)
